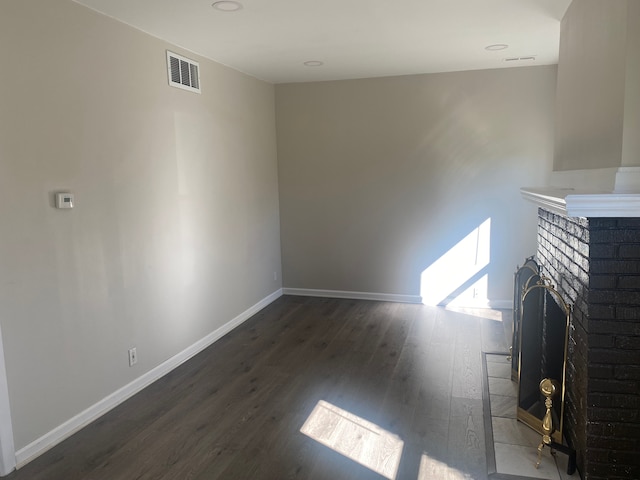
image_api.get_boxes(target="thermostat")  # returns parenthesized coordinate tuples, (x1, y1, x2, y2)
(56, 193, 74, 209)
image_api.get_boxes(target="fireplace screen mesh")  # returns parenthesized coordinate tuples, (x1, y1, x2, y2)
(517, 279, 570, 444)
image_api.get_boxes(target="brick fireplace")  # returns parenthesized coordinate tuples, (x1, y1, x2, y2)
(517, 1, 640, 477)
(521, 188, 640, 480)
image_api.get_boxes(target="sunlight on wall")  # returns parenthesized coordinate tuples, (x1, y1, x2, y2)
(300, 400, 404, 479)
(421, 218, 491, 307)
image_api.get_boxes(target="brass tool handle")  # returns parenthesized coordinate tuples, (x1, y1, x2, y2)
(535, 378, 559, 469)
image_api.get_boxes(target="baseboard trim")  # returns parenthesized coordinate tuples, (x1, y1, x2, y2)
(282, 288, 422, 304)
(14, 288, 283, 469)
(283, 288, 510, 309)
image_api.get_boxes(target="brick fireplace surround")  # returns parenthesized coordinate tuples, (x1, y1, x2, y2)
(522, 188, 640, 480)
(538, 210, 640, 480)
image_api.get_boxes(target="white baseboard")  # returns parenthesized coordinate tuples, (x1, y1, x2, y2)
(283, 288, 510, 310)
(14, 288, 283, 469)
(282, 288, 422, 304)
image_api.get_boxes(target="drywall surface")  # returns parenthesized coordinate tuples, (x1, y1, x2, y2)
(276, 66, 556, 305)
(554, 0, 629, 171)
(622, 1, 640, 167)
(0, 0, 280, 450)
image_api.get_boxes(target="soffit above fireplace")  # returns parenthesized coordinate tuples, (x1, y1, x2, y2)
(521, 166, 640, 218)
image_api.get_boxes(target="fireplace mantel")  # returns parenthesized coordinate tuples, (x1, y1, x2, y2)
(521, 187, 640, 218)
(521, 167, 640, 217)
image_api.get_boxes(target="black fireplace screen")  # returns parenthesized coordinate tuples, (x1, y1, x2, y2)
(517, 279, 570, 444)
(511, 257, 539, 380)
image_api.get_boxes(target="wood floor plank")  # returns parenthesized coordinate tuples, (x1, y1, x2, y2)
(5, 296, 496, 480)
(451, 313, 484, 401)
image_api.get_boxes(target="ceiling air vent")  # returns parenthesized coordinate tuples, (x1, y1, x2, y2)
(504, 56, 537, 63)
(166, 51, 201, 94)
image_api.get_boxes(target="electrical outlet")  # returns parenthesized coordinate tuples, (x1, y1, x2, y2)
(128, 347, 137, 367)
(273, 271, 277, 281)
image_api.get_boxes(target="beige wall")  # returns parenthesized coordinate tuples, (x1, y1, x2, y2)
(276, 66, 557, 305)
(623, 1, 640, 167)
(0, 0, 281, 450)
(555, 0, 639, 171)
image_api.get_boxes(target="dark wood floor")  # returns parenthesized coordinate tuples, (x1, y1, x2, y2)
(6, 296, 511, 480)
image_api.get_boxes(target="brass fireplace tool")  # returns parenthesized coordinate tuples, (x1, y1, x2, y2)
(534, 378, 576, 473)
(535, 378, 559, 468)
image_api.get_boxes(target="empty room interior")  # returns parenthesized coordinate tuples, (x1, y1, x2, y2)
(0, 1, 639, 479)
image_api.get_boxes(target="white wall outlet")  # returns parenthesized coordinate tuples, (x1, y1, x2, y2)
(128, 347, 137, 367)
(273, 271, 277, 281)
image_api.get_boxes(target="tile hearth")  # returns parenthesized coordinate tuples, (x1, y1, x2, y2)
(484, 354, 575, 480)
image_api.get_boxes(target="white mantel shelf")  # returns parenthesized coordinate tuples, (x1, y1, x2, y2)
(521, 187, 640, 218)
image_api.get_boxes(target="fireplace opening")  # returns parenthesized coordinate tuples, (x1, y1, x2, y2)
(511, 261, 577, 475)
(517, 278, 570, 444)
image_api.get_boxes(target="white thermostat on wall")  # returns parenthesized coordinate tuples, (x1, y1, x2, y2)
(55, 193, 74, 209)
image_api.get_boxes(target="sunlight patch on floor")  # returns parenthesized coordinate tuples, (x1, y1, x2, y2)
(301, 400, 404, 480)
(418, 453, 474, 479)
(444, 306, 506, 322)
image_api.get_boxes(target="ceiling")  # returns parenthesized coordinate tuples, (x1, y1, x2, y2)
(73, 0, 573, 84)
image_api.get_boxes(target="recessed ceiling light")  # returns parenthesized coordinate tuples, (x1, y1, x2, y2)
(212, 1, 242, 12)
(485, 44, 509, 51)
(304, 61, 324, 67)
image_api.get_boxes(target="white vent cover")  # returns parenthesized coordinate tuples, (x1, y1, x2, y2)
(166, 51, 201, 93)
(504, 56, 537, 62)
